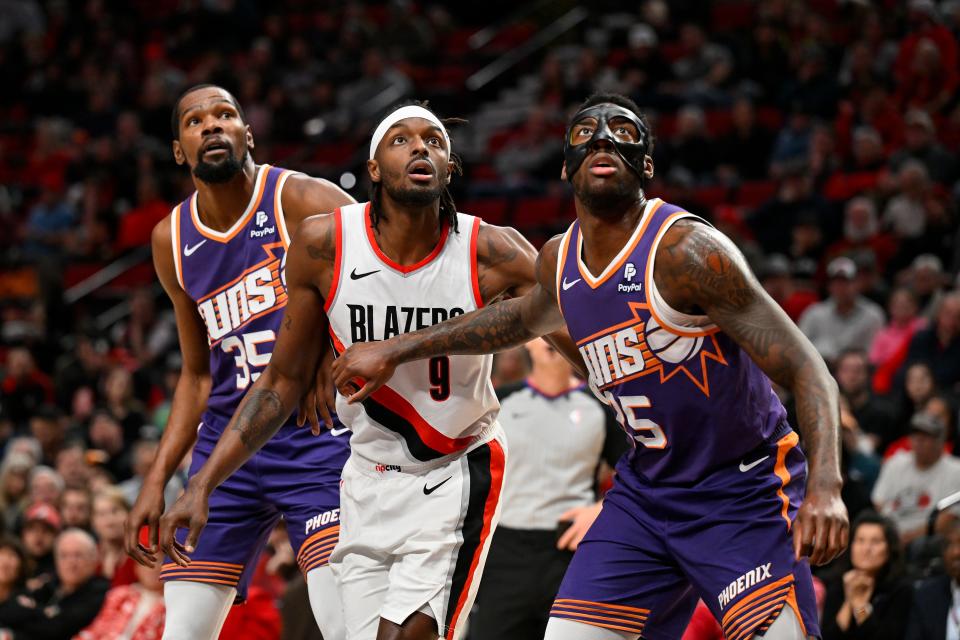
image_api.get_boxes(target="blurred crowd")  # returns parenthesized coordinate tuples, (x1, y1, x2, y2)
(1, 0, 960, 638)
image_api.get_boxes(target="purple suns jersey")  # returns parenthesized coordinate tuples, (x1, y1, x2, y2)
(170, 164, 296, 431)
(556, 198, 788, 484)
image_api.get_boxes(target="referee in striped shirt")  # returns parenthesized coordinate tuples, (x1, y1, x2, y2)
(470, 339, 628, 640)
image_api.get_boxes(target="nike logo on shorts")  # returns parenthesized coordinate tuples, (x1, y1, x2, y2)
(739, 455, 770, 472)
(329, 427, 350, 437)
(562, 277, 581, 290)
(184, 240, 207, 256)
(350, 268, 380, 280)
(423, 476, 452, 495)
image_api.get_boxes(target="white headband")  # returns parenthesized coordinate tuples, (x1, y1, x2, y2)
(369, 106, 451, 160)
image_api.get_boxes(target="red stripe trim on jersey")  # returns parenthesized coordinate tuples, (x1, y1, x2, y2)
(445, 438, 505, 640)
(365, 384, 476, 457)
(323, 208, 344, 313)
(364, 202, 451, 274)
(469, 216, 483, 308)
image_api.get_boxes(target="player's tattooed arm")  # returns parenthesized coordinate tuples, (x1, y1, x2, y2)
(655, 220, 848, 565)
(331, 236, 569, 402)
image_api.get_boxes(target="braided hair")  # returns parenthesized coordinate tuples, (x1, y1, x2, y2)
(369, 101, 465, 233)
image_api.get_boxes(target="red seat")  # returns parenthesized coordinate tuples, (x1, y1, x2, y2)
(735, 181, 777, 207)
(460, 199, 511, 226)
(514, 196, 573, 227)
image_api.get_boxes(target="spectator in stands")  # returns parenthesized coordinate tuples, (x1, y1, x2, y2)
(53, 330, 109, 412)
(59, 487, 91, 531)
(75, 557, 165, 640)
(835, 349, 896, 453)
(336, 48, 412, 120)
(872, 413, 960, 544)
(715, 96, 773, 181)
(26, 465, 62, 510)
(28, 406, 64, 467)
(672, 23, 734, 105)
(90, 487, 134, 587)
(118, 440, 181, 510)
(86, 411, 131, 481)
(799, 257, 885, 364)
(55, 441, 89, 490)
(22, 176, 76, 261)
(109, 288, 176, 372)
(493, 106, 563, 189)
(0, 455, 32, 531)
(19, 502, 59, 583)
(0, 528, 108, 639)
(870, 287, 925, 363)
(0, 536, 30, 612)
(903, 292, 960, 391)
(472, 339, 626, 640)
(821, 511, 911, 640)
(780, 43, 839, 119)
(100, 367, 148, 446)
(751, 163, 829, 256)
(662, 104, 716, 183)
(622, 23, 673, 109)
(824, 197, 897, 274)
(910, 253, 947, 319)
(904, 515, 960, 639)
(884, 160, 935, 241)
(889, 109, 958, 186)
(1, 347, 53, 428)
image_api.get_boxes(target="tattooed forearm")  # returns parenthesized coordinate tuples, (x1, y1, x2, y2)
(655, 221, 841, 483)
(231, 389, 286, 453)
(305, 220, 335, 262)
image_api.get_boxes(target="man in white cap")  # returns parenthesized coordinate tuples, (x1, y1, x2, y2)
(161, 102, 577, 640)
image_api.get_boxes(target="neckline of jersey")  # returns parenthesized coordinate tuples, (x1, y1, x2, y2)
(362, 201, 451, 275)
(575, 197, 662, 288)
(190, 164, 270, 243)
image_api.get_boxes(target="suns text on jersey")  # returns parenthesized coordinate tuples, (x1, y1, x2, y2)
(197, 260, 286, 343)
(578, 321, 658, 388)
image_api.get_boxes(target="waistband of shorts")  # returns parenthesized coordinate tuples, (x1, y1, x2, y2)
(348, 421, 503, 476)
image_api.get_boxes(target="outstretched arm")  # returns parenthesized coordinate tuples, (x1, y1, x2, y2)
(654, 219, 848, 565)
(158, 214, 337, 564)
(331, 235, 569, 402)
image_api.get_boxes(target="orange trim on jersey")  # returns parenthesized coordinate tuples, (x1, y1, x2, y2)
(297, 541, 338, 567)
(552, 599, 650, 617)
(191, 165, 271, 242)
(576, 199, 664, 289)
(323, 208, 344, 313)
(720, 574, 793, 627)
(197, 242, 285, 302)
(555, 227, 573, 310)
(774, 431, 799, 529)
(172, 205, 185, 289)
(469, 216, 484, 308)
(446, 438, 505, 640)
(364, 202, 450, 274)
(296, 525, 340, 560)
(784, 584, 807, 635)
(368, 384, 475, 455)
(275, 169, 293, 247)
(163, 560, 243, 572)
(644, 211, 720, 338)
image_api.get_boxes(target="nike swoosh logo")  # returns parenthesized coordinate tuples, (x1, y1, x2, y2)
(423, 476, 452, 495)
(329, 427, 350, 437)
(739, 455, 770, 473)
(350, 268, 381, 280)
(562, 277, 581, 291)
(184, 240, 207, 256)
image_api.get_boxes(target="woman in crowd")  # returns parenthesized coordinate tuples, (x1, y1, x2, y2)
(0, 455, 33, 531)
(821, 511, 912, 639)
(90, 487, 135, 587)
(0, 536, 31, 611)
(74, 553, 164, 640)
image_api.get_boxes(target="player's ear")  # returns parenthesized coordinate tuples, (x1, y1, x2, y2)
(367, 158, 381, 183)
(644, 155, 654, 179)
(445, 160, 454, 185)
(560, 162, 568, 181)
(172, 140, 185, 166)
(245, 125, 255, 151)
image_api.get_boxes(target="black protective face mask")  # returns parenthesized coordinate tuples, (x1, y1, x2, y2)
(563, 104, 651, 183)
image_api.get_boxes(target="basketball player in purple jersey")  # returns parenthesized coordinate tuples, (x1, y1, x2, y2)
(158, 102, 579, 640)
(331, 93, 849, 640)
(124, 84, 355, 640)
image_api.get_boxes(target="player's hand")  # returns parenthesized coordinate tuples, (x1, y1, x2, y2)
(793, 483, 848, 565)
(125, 481, 165, 567)
(298, 344, 337, 435)
(158, 484, 210, 567)
(330, 341, 398, 404)
(556, 502, 603, 551)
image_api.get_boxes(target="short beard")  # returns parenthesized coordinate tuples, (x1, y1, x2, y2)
(193, 150, 247, 184)
(383, 180, 443, 207)
(573, 174, 644, 214)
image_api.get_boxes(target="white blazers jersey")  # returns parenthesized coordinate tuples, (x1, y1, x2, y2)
(327, 202, 499, 467)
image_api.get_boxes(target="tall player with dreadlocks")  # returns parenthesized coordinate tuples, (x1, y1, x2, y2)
(160, 103, 579, 640)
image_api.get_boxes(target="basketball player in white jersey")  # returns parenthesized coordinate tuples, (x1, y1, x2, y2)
(159, 103, 577, 640)
(127, 84, 354, 640)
